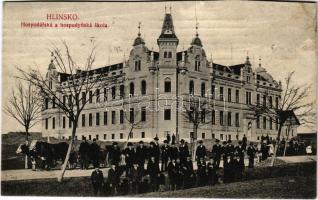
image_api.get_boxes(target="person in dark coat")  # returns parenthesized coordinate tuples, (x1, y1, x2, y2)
(233, 154, 243, 182)
(207, 157, 218, 185)
(171, 133, 176, 145)
(153, 137, 161, 165)
(130, 163, 142, 194)
(247, 142, 256, 168)
(235, 141, 245, 170)
(107, 164, 119, 196)
(175, 158, 184, 190)
(226, 140, 235, 157)
(124, 142, 135, 177)
(197, 157, 207, 186)
(109, 142, 121, 166)
(158, 172, 166, 192)
(135, 141, 147, 170)
(212, 139, 222, 168)
(168, 142, 179, 161)
(91, 167, 104, 196)
(166, 133, 171, 144)
(242, 134, 248, 149)
(182, 156, 194, 189)
(79, 138, 90, 169)
(261, 141, 269, 161)
(221, 141, 228, 161)
(90, 139, 101, 168)
(147, 156, 159, 192)
(161, 140, 170, 171)
(223, 154, 235, 183)
(196, 140, 206, 161)
(167, 159, 178, 191)
(179, 139, 189, 164)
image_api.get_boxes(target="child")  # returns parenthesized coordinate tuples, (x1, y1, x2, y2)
(158, 172, 166, 192)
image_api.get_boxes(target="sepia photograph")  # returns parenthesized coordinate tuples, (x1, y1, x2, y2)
(1, 0, 317, 198)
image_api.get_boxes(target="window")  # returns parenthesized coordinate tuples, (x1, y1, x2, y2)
(220, 134, 224, 141)
(201, 109, 206, 123)
(120, 133, 123, 139)
(195, 56, 200, 71)
(89, 113, 93, 127)
(89, 91, 93, 103)
(130, 108, 134, 123)
(103, 134, 107, 140)
(235, 90, 239, 103)
(129, 82, 135, 96)
(247, 76, 250, 83)
(82, 92, 86, 104)
(96, 89, 100, 103)
(202, 133, 205, 139)
(111, 134, 115, 139)
(104, 88, 108, 101)
(119, 85, 125, 99)
(228, 134, 231, 141)
(263, 95, 266, 107)
(257, 94, 260, 105)
(52, 117, 55, 129)
(112, 86, 116, 100)
(45, 98, 49, 109)
(164, 109, 171, 120)
(104, 112, 108, 125)
(164, 78, 171, 93)
(68, 118, 72, 128)
(220, 111, 224, 126)
(120, 110, 124, 124)
(63, 96, 67, 105)
(228, 88, 231, 102)
(68, 95, 72, 106)
(189, 80, 194, 95)
(211, 85, 215, 99)
(45, 118, 48, 129)
(129, 132, 134, 138)
(168, 52, 172, 58)
(96, 113, 100, 126)
(257, 116, 260, 128)
(49, 81, 52, 89)
(269, 96, 273, 108)
(227, 112, 232, 126)
(164, 52, 167, 58)
(112, 111, 116, 124)
(220, 87, 224, 101)
(135, 60, 141, 71)
(212, 133, 215, 139)
(212, 110, 215, 125)
(269, 117, 273, 130)
(52, 98, 56, 108)
(201, 82, 205, 97)
(246, 91, 252, 105)
(89, 135, 91, 140)
(82, 114, 85, 127)
(235, 113, 239, 127)
(263, 117, 267, 129)
(275, 97, 279, 109)
(257, 136, 260, 140)
(141, 107, 146, 121)
(141, 132, 145, 138)
(141, 80, 146, 95)
(62, 116, 66, 128)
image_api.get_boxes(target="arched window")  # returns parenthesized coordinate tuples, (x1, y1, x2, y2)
(129, 82, 135, 96)
(201, 82, 206, 97)
(120, 85, 125, 99)
(189, 80, 194, 95)
(195, 56, 201, 71)
(141, 80, 146, 95)
(134, 60, 141, 71)
(111, 86, 116, 100)
(164, 52, 167, 58)
(164, 78, 171, 93)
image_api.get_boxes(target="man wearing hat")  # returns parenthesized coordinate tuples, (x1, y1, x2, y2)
(168, 141, 179, 161)
(235, 141, 245, 170)
(91, 138, 101, 168)
(124, 142, 136, 177)
(153, 137, 160, 165)
(179, 139, 189, 165)
(247, 142, 256, 168)
(221, 141, 228, 161)
(109, 142, 121, 166)
(79, 138, 89, 169)
(136, 140, 147, 170)
(129, 163, 142, 194)
(196, 140, 206, 162)
(207, 156, 218, 185)
(91, 166, 104, 196)
(226, 140, 235, 157)
(212, 139, 222, 168)
(161, 140, 170, 171)
(147, 156, 160, 192)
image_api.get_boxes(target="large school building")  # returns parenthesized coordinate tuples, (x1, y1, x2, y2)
(42, 10, 297, 143)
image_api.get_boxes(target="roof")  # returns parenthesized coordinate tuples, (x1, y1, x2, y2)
(280, 110, 301, 126)
(133, 36, 145, 46)
(158, 13, 178, 39)
(228, 64, 244, 75)
(191, 36, 203, 47)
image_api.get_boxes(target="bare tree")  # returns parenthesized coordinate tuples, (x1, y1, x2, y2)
(182, 95, 213, 160)
(4, 80, 42, 168)
(248, 71, 315, 166)
(17, 41, 107, 182)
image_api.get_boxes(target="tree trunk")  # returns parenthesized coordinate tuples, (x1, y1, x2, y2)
(25, 128, 29, 169)
(283, 125, 291, 157)
(58, 120, 77, 182)
(191, 126, 198, 161)
(270, 123, 283, 166)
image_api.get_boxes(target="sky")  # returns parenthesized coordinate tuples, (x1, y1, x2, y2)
(2, 1, 317, 134)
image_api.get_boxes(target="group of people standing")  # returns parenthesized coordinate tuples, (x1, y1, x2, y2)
(89, 134, 268, 196)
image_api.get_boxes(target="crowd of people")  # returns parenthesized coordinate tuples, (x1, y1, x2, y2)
(87, 134, 265, 196)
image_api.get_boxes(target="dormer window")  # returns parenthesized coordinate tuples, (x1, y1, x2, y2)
(195, 56, 200, 71)
(247, 76, 251, 83)
(134, 60, 141, 71)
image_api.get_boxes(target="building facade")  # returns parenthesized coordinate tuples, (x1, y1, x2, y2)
(42, 11, 296, 142)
